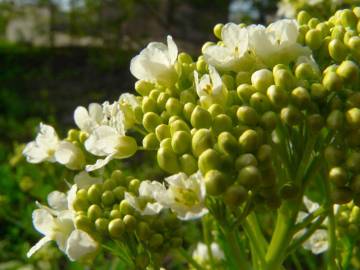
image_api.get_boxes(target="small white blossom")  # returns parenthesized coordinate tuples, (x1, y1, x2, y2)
(192, 242, 225, 266)
(276, 1, 296, 18)
(119, 93, 140, 129)
(130, 35, 178, 86)
(74, 103, 103, 134)
(194, 65, 227, 108)
(204, 23, 253, 71)
(248, 19, 310, 67)
(303, 229, 329, 254)
(124, 180, 166, 215)
(155, 172, 208, 220)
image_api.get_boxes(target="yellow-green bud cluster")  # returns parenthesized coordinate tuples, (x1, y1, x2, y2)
(336, 202, 360, 239)
(72, 169, 184, 262)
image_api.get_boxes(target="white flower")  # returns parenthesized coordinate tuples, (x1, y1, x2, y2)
(74, 103, 103, 133)
(23, 123, 85, 170)
(84, 101, 137, 171)
(303, 229, 329, 254)
(23, 123, 59, 163)
(119, 93, 140, 129)
(204, 23, 253, 71)
(194, 65, 227, 108)
(155, 172, 208, 220)
(27, 188, 98, 261)
(248, 19, 310, 67)
(124, 180, 166, 215)
(192, 242, 224, 266)
(276, 1, 296, 18)
(130, 35, 178, 86)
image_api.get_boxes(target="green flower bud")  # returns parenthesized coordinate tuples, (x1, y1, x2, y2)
(129, 179, 140, 194)
(267, 85, 288, 108)
(88, 204, 102, 221)
(308, 18, 320, 28)
(120, 200, 134, 216)
(135, 253, 150, 269)
(171, 131, 191, 154)
(73, 197, 89, 212)
(257, 144, 272, 163)
(208, 104, 225, 118)
(235, 153, 258, 170)
(149, 89, 161, 100)
(295, 63, 316, 80)
(280, 183, 299, 200)
(324, 145, 344, 166)
(307, 114, 324, 132)
(237, 165, 262, 189)
(191, 106, 212, 129)
(328, 39, 348, 62)
(347, 92, 360, 108)
(108, 218, 125, 238)
(160, 138, 172, 149)
(110, 209, 122, 219)
(78, 131, 88, 144)
(198, 149, 222, 174)
(142, 133, 159, 150)
(155, 124, 171, 142)
(351, 175, 360, 193)
(274, 69, 295, 90)
(346, 152, 360, 173)
(222, 74, 235, 90)
(331, 187, 352, 204)
(237, 106, 259, 126)
(347, 129, 360, 147)
(213, 23, 223, 39)
(250, 92, 271, 113)
(211, 114, 232, 136)
(157, 147, 180, 173)
(95, 217, 109, 234)
(196, 56, 207, 74)
(310, 83, 327, 101)
(251, 69, 274, 92)
(323, 71, 343, 93)
(87, 184, 103, 204)
(316, 22, 330, 37)
(337, 60, 359, 82)
(201, 41, 215, 54)
(305, 29, 322, 50)
(102, 190, 115, 206)
(178, 52, 193, 64)
(349, 206, 360, 223)
(123, 214, 136, 231)
(291, 87, 311, 108)
(179, 154, 198, 175)
(180, 89, 196, 104)
(103, 179, 117, 191)
(340, 9, 357, 29)
(142, 97, 158, 113)
(135, 80, 153, 96)
(348, 36, 360, 56)
(344, 30, 356, 46)
(165, 97, 182, 116)
(218, 132, 238, 156)
(239, 129, 259, 153)
(236, 71, 251, 85)
(143, 112, 162, 132)
(329, 167, 348, 187)
(67, 129, 79, 141)
(149, 233, 164, 249)
(260, 111, 278, 131)
(155, 93, 169, 111)
(346, 108, 360, 128)
(113, 186, 126, 201)
(192, 129, 214, 157)
(111, 170, 127, 186)
(261, 166, 277, 187)
(223, 185, 248, 207)
(237, 84, 256, 103)
(182, 103, 195, 122)
(326, 110, 344, 130)
(297, 10, 311, 25)
(280, 106, 302, 126)
(204, 170, 228, 196)
(330, 95, 343, 110)
(75, 215, 93, 232)
(170, 119, 191, 135)
(331, 25, 345, 40)
(137, 221, 152, 241)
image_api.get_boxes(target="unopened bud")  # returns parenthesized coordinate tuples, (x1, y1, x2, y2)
(204, 170, 228, 196)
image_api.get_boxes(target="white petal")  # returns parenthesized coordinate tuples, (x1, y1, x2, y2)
(27, 236, 52, 257)
(85, 152, 117, 172)
(74, 171, 102, 189)
(32, 209, 55, 236)
(67, 185, 77, 211)
(66, 230, 98, 261)
(208, 65, 223, 95)
(23, 141, 49, 163)
(303, 196, 320, 213)
(47, 191, 68, 211)
(222, 23, 248, 53)
(167, 35, 178, 64)
(54, 141, 78, 165)
(74, 106, 91, 131)
(88, 103, 104, 124)
(177, 207, 209, 220)
(139, 180, 166, 197)
(85, 126, 119, 156)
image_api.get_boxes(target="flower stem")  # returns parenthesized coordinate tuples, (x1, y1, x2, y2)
(224, 229, 252, 270)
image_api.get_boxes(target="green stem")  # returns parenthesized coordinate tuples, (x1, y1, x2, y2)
(178, 248, 204, 270)
(264, 201, 299, 270)
(225, 230, 252, 270)
(202, 217, 216, 269)
(327, 206, 338, 270)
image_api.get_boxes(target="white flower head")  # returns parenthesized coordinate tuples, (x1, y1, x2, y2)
(194, 65, 227, 108)
(84, 101, 137, 172)
(303, 229, 329, 254)
(23, 123, 59, 163)
(248, 19, 310, 67)
(119, 93, 140, 129)
(204, 23, 253, 71)
(130, 35, 178, 86)
(155, 172, 208, 220)
(192, 242, 225, 266)
(124, 180, 166, 215)
(74, 103, 104, 133)
(55, 141, 85, 170)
